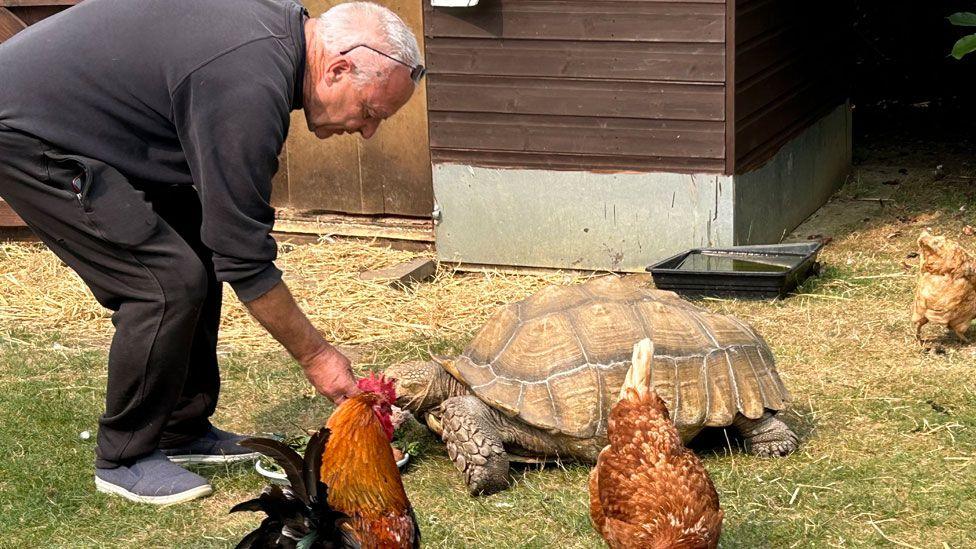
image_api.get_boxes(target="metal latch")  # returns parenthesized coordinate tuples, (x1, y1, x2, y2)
(432, 203, 442, 226)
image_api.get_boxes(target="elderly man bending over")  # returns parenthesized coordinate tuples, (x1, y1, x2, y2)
(0, 0, 424, 504)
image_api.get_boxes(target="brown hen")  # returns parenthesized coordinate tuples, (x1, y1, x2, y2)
(589, 339, 723, 549)
(912, 230, 976, 342)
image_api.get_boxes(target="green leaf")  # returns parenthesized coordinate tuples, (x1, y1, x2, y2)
(951, 33, 976, 59)
(949, 12, 976, 26)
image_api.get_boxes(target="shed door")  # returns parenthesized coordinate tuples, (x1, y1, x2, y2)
(273, 0, 433, 218)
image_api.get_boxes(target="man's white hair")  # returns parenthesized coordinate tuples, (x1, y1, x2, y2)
(316, 2, 422, 87)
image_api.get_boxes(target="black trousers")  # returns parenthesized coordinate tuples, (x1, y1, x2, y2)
(0, 124, 222, 468)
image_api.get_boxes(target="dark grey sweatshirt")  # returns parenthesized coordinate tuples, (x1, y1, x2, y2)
(0, 0, 307, 302)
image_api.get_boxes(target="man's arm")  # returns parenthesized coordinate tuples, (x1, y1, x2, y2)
(171, 41, 357, 402)
(244, 281, 360, 403)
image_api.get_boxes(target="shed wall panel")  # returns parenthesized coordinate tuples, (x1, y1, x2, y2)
(424, 1, 726, 43)
(429, 113, 725, 159)
(425, 0, 728, 173)
(430, 149, 726, 172)
(732, 0, 847, 173)
(426, 39, 725, 82)
(429, 76, 725, 120)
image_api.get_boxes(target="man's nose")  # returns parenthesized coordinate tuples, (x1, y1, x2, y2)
(360, 119, 381, 140)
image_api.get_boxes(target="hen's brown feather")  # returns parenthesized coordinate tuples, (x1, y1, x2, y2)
(589, 339, 723, 549)
(913, 231, 976, 340)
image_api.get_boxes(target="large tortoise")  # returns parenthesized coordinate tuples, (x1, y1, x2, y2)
(387, 275, 797, 495)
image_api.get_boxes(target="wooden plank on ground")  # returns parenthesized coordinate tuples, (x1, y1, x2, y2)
(359, 258, 437, 288)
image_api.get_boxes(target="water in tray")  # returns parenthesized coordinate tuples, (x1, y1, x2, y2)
(676, 252, 800, 273)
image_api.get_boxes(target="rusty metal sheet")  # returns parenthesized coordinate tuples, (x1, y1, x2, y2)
(286, 122, 368, 213)
(358, 0, 433, 217)
(360, 89, 434, 216)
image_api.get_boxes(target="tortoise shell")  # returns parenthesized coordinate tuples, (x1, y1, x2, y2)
(453, 275, 790, 439)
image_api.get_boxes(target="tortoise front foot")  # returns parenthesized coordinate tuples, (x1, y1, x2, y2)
(734, 412, 798, 457)
(440, 395, 510, 496)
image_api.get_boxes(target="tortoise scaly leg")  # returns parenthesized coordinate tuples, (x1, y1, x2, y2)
(440, 395, 510, 496)
(733, 412, 798, 457)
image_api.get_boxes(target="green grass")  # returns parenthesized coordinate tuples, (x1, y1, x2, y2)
(3, 149, 976, 547)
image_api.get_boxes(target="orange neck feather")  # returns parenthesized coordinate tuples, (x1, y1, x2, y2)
(320, 396, 409, 514)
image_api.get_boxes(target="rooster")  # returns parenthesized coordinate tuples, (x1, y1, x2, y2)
(588, 339, 723, 549)
(913, 230, 976, 342)
(232, 373, 420, 548)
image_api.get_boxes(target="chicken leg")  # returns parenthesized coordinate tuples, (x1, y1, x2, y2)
(950, 319, 972, 342)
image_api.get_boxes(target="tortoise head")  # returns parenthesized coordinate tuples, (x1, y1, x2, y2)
(385, 357, 458, 415)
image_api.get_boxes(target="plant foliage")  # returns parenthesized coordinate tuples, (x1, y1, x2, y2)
(949, 12, 976, 59)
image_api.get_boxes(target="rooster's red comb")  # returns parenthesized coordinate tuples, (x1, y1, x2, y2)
(357, 371, 397, 403)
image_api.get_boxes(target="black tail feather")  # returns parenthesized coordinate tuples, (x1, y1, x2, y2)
(239, 437, 308, 501)
(304, 428, 331, 504)
(233, 429, 357, 548)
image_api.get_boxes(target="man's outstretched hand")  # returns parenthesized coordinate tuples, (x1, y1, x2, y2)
(302, 344, 361, 404)
(243, 281, 361, 404)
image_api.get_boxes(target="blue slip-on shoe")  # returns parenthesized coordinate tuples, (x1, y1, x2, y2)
(94, 451, 213, 505)
(160, 425, 261, 465)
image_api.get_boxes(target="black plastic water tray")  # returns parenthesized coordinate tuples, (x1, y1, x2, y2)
(646, 242, 824, 299)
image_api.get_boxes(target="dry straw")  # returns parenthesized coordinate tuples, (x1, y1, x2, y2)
(0, 239, 584, 352)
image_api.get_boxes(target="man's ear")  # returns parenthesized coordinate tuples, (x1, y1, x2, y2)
(325, 57, 353, 84)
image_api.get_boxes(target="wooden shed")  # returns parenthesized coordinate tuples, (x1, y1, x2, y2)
(424, 0, 850, 271)
(2, 0, 850, 274)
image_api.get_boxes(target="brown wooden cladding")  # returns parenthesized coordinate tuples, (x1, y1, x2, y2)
(425, 0, 728, 173)
(430, 113, 725, 157)
(429, 76, 725, 120)
(431, 150, 726, 173)
(0, 8, 25, 41)
(731, 0, 846, 173)
(426, 39, 725, 82)
(424, 1, 726, 43)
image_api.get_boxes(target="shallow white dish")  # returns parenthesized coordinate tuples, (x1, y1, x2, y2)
(255, 452, 411, 485)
